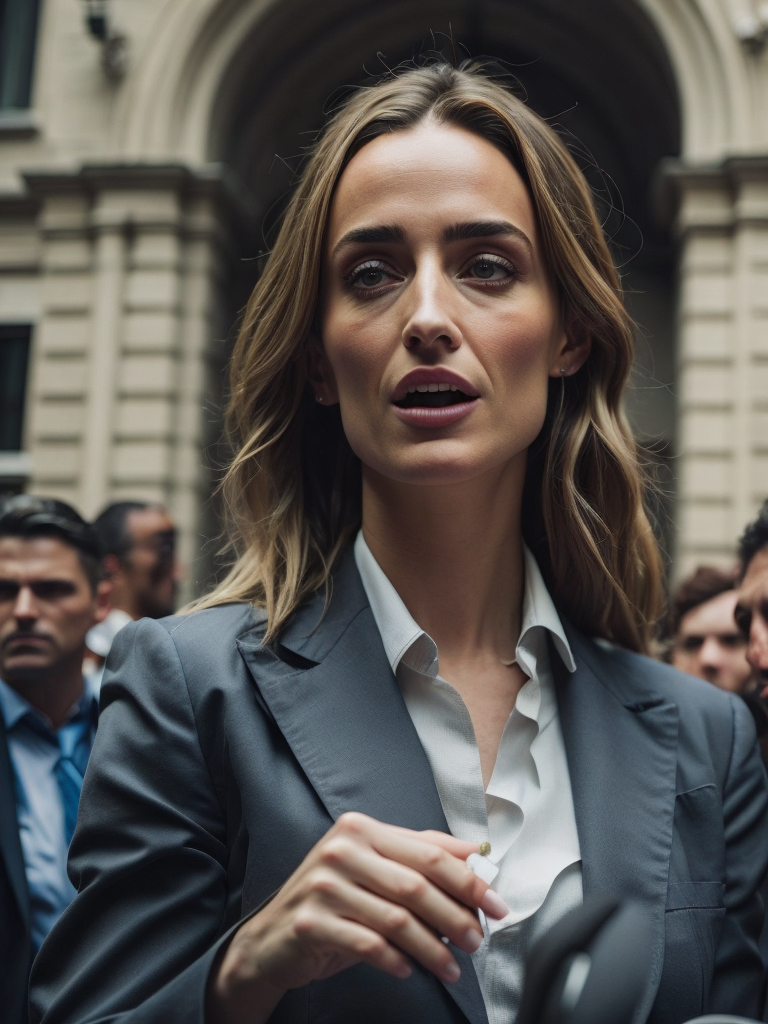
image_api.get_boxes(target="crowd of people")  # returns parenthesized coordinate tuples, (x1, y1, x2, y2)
(664, 511, 768, 757)
(2, 59, 768, 1024)
(0, 496, 179, 1024)
(4, 493, 767, 1022)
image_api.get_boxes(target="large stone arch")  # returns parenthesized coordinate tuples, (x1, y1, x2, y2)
(35, 0, 764, 578)
(636, 0, 759, 159)
(114, 0, 759, 169)
(117, 0, 687, 377)
(106, 0, 691, 575)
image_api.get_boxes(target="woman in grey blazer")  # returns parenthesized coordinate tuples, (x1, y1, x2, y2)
(32, 63, 768, 1024)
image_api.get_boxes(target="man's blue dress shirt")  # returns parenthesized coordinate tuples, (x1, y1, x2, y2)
(0, 676, 98, 951)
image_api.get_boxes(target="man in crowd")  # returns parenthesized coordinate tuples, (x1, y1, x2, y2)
(85, 501, 178, 665)
(668, 565, 752, 693)
(736, 499, 768, 699)
(0, 496, 109, 1024)
(735, 501, 768, 970)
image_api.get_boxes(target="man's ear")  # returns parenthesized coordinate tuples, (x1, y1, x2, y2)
(102, 553, 123, 582)
(93, 579, 112, 625)
(306, 335, 339, 405)
(548, 323, 592, 379)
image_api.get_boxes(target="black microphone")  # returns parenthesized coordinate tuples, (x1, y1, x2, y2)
(516, 896, 655, 1024)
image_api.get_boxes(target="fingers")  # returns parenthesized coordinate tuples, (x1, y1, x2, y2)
(317, 814, 509, 961)
(409, 828, 511, 919)
(395, 825, 481, 859)
(219, 811, 510, 1000)
(291, 899, 415, 981)
(292, 875, 462, 983)
(335, 813, 507, 919)
(343, 891, 465, 984)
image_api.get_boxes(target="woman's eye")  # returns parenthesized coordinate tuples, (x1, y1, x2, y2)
(345, 261, 394, 292)
(465, 256, 514, 283)
(358, 268, 387, 287)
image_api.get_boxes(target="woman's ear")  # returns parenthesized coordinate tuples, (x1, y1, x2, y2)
(548, 324, 592, 379)
(306, 335, 339, 405)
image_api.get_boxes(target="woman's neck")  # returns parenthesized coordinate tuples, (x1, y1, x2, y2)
(361, 465, 526, 664)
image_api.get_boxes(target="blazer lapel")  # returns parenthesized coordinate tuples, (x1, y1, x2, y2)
(236, 550, 489, 1024)
(556, 627, 679, 1024)
(0, 730, 29, 929)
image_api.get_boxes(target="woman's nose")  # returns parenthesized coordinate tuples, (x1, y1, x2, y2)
(401, 265, 462, 352)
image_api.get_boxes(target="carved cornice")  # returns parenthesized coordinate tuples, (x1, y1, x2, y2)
(15, 162, 256, 249)
(655, 155, 768, 230)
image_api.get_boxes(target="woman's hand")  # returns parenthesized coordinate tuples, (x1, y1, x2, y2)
(206, 812, 509, 1024)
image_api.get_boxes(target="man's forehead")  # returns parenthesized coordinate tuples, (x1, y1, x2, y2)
(126, 506, 174, 539)
(739, 547, 768, 605)
(0, 535, 84, 579)
(679, 589, 740, 634)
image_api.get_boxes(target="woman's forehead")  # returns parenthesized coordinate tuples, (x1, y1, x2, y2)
(326, 121, 537, 248)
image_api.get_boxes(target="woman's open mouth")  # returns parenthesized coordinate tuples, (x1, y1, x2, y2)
(394, 384, 478, 409)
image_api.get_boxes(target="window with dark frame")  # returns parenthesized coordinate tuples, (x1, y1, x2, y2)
(0, 0, 42, 110)
(0, 325, 31, 451)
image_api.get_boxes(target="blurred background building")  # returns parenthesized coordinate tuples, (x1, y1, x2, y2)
(0, 0, 767, 597)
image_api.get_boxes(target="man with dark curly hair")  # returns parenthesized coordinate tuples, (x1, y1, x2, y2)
(736, 500, 768, 698)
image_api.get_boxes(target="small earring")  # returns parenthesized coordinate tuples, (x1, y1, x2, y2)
(556, 366, 567, 414)
(315, 394, 324, 404)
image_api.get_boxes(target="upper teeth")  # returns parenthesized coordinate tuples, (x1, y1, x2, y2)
(408, 383, 459, 393)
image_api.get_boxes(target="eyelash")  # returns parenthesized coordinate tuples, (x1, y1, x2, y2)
(461, 254, 516, 286)
(343, 254, 517, 297)
(343, 260, 395, 295)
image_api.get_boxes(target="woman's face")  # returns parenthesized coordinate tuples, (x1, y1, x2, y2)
(316, 119, 587, 488)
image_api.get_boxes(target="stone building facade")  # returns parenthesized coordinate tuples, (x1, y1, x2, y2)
(1, 0, 767, 594)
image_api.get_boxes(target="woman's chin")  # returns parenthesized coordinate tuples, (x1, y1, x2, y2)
(361, 454, 525, 491)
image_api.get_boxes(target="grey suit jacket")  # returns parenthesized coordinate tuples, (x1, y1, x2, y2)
(30, 552, 768, 1024)
(0, 725, 31, 1024)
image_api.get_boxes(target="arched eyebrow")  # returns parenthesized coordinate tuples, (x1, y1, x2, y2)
(444, 220, 532, 254)
(332, 220, 532, 257)
(332, 225, 405, 255)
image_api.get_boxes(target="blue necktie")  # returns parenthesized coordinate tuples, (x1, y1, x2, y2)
(54, 716, 92, 845)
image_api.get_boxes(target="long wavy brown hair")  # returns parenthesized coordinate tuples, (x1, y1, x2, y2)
(193, 61, 665, 653)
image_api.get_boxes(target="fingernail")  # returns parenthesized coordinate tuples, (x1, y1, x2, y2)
(480, 890, 510, 919)
(396, 961, 413, 979)
(442, 961, 461, 984)
(463, 928, 483, 953)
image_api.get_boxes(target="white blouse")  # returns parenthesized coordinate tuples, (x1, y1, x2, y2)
(354, 532, 583, 1024)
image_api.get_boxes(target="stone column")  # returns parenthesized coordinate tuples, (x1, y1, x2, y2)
(81, 194, 126, 516)
(662, 157, 768, 575)
(23, 174, 94, 513)
(23, 164, 246, 598)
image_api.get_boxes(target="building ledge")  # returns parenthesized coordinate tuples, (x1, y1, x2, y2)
(0, 451, 32, 479)
(0, 109, 40, 140)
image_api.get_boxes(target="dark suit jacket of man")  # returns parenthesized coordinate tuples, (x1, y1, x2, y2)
(0, 721, 32, 1024)
(31, 552, 768, 1024)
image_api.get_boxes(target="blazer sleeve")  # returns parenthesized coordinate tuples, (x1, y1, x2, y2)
(709, 694, 768, 1016)
(30, 617, 238, 1024)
